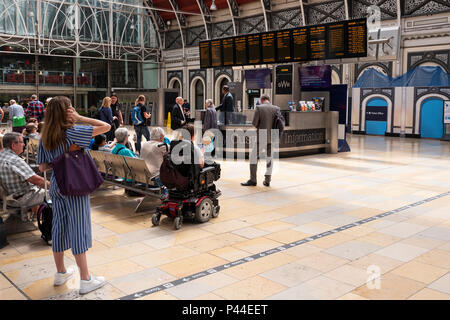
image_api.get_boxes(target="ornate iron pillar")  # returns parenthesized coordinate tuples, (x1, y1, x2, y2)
(168, 0, 186, 56)
(260, 0, 272, 31)
(299, 1, 306, 26)
(143, 0, 165, 49)
(226, 0, 239, 36)
(196, 0, 212, 40)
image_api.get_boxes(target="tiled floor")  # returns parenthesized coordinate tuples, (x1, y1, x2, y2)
(1, 134, 450, 300)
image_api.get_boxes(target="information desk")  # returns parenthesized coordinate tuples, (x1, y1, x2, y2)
(196, 110, 338, 157)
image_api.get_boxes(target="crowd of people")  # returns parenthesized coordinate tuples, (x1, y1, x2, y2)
(0, 85, 279, 295)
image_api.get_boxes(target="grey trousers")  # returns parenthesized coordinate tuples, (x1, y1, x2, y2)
(249, 143, 272, 183)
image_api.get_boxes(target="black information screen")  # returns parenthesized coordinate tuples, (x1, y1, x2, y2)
(327, 23, 346, 59)
(211, 39, 222, 67)
(292, 27, 308, 62)
(248, 34, 261, 64)
(222, 38, 235, 66)
(276, 30, 291, 62)
(261, 32, 276, 63)
(235, 36, 247, 65)
(309, 25, 326, 60)
(199, 41, 211, 68)
(347, 19, 367, 58)
(198, 18, 367, 67)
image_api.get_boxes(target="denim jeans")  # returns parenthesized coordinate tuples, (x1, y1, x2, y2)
(134, 125, 150, 153)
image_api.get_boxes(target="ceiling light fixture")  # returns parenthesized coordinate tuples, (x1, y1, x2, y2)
(210, 0, 217, 11)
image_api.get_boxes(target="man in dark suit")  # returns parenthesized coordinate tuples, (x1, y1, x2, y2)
(241, 94, 280, 187)
(215, 85, 234, 125)
(171, 96, 186, 130)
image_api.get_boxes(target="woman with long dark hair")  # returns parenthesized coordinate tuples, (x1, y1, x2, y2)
(37, 96, 110, 295)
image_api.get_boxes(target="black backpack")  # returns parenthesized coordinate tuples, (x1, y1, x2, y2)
(92, 107, 102, 120)
(36, 203, 52, 245)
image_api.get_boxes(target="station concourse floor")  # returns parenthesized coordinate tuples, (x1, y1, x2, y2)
(1, 134, 450, 300)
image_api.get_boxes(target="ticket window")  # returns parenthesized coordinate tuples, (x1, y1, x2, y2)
(247, 89, 260, 109)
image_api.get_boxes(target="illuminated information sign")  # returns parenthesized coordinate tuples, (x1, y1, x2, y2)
(327, 23, 346, 59)
(199, 41, 211, 68)
(248, 34, 262, 64)
(310, 25, 326, 60)
(261, 32, 276, 63)
(292, 27, 308, 62)
(276, 30, 291, 62)
(211, 39, 222, 67)
(199, 18, 367, 67)
(235, 36, 248, 65)
(222, 38, 235, 66)
(347, 19, 367, 58)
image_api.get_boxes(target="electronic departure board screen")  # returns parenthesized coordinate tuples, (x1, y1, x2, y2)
(276, 30, 291, 62)
(309, 25, 326, 60)
(261, 32, 276, 63)
(211, 39, 222, 67)
(222, 38, 235, 66)
(198, 18, 367, 67)
(248, 34, 262, 64)
(327, 23, 346, 59)
(199, 41, 211, 68)
(235, 36, 248, 65)
(347, 19, 367, 58)
(292, 27, 308, 62)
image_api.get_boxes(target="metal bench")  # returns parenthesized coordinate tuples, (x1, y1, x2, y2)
(88, 150, 162, 213)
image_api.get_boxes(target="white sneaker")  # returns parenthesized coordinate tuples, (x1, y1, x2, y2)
(79, 275, 106, 295)
(54, 266, 76, 286)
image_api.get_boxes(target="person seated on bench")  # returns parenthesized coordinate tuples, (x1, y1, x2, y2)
(112, 127, 136, 158)
(141, 127, 167, 188)
(0, 132, 49, 221)
(91, 134, 117, 153)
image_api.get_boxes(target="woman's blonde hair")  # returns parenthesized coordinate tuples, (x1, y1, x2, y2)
(102, 97, 111, 108)
(41, 96, 74, 150)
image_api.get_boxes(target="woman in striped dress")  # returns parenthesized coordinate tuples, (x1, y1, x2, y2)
(38, 96, 111, 295)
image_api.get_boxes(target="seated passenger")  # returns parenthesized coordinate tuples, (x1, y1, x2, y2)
(0, 133, 49, 220)
(141, 127, 167, 186)
(91, 134, 117, 153)
(23, 123, 40, 139)
(181, 123, 204, 169)
(112, 127, 136, 158)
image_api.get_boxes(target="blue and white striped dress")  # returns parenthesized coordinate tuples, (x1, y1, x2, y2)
(37, 125, 94, 255)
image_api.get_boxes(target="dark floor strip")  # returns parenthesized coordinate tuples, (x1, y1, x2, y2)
(115, 190, 450, 300)
(0, 270, 32, 300)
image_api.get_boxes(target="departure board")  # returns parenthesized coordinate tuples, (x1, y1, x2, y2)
(211, 39, 222, 67)
(261, 32, 276, 63)
(248, 34, 261, 64)
(235, 36, 248, 65)
(292, 27, 308, 61)
(222, 38, 235, 66)
(310, 25, 326, 60)
(276, 30, 291, 62)
(199, 41, 211, 68)
(327, 23, 346, 59)
(347, 19, 367, 58)
(198, 18, 367, 67)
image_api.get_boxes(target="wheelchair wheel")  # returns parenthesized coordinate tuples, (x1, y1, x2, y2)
(195, 198, 213, 223)
(212, 205, 220, 218)
(174, 216, 183, 230)
(151, 213, 160, 226)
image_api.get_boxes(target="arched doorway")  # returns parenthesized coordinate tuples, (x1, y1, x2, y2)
(420, 97, 444, 139)
(169, 78, 182, 95)
(365, 97, 388, 135)
(194, 79, 204, 110)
